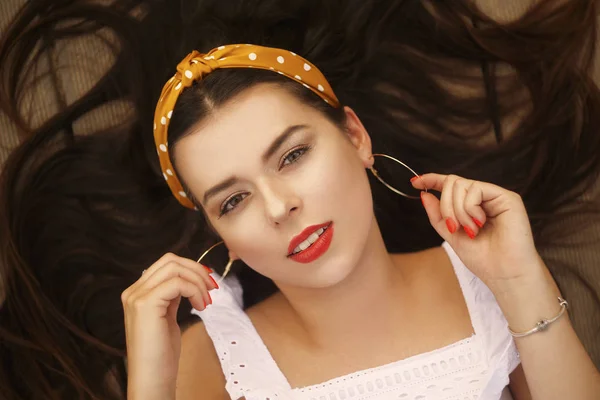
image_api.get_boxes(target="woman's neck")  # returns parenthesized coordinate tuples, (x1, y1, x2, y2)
(272, 220, 415, 350)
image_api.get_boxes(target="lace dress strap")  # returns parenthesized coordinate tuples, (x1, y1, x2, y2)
(441, 242, 521, 397)
(191, 274, 292, 399)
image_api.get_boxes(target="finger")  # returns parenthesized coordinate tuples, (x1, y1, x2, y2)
(135, 277, 206, 315)
(413, 173, 507, 205)
(167, 296, 183, 322)
(453, 179, 478, 239)
(176, 256, 219, 290)
(142, 262, 213, 308)
(140, 253, 215, 289)
(464, 182, 487, 229)
(421, 191, 455, 242)
(440, 175, 459, 235)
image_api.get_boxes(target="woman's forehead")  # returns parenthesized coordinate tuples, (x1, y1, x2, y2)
(180, 85, 320, 151)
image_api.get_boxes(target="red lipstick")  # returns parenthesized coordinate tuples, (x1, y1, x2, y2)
(287, 222, 333, 264)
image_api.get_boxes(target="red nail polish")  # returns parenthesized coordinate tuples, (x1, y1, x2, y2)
(410, 176, 419, 183)
(209, 275, 219, 289)
(203, 265, 213, 273)
(208, 292, 213, 305)
(202, 299, 207, 309)
(472, 217, 484, 229)
(464, 225, 476, 239)
(446, 218, 457, 234)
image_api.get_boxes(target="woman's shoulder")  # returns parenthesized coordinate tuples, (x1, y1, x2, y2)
(178, 321, 230, 399)
(392, 244, 462, 297)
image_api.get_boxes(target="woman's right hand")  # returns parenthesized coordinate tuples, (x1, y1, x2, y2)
(121, 253, 218, 400)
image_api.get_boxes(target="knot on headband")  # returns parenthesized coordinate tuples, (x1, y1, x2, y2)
(154, 44, 340, 209)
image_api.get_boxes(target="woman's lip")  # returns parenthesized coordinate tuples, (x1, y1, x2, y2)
(288, 223, 334, 264)
(287, 221, 332, 256)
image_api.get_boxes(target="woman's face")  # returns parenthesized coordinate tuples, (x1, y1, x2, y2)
(174, 84, 375, 288)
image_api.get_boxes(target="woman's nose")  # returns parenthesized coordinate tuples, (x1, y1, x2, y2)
(260, 180, 301, 226)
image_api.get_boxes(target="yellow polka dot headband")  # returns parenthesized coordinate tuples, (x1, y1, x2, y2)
(153, 44, 341, 209)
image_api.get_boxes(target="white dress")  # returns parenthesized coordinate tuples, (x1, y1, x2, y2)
(192, 242, 521, 400)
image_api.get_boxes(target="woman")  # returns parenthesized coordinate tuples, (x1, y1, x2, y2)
(1, 0, 600, 399)
(120, 44, 600, 399)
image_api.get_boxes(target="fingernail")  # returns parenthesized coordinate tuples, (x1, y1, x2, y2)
(203, 265, 213, 274)
(446, 218, 457, 234)
(208, 292, 213, 305)
(209, 275, 219, 289)
(464, 225, 476, 239)
(410, 176, 419, 183)
(420, 191, 426, 207)
(472, 217, 484, 228)
(202, 299, 207, 309)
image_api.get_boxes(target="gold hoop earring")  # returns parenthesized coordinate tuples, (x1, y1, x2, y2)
(369, 154, 427, 199)
(197, 241, 235, 283)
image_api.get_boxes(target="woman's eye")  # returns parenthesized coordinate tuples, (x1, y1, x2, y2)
(219, 193, 248, 216)
(280, 145, 311, 169)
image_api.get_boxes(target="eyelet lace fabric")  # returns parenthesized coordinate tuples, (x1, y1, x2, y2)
(192, 242, 520, 400)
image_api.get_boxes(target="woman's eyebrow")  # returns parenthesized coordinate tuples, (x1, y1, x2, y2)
(261, 124, 308, 163)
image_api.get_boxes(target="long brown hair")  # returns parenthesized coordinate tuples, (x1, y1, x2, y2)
(1, 0, 599, 398)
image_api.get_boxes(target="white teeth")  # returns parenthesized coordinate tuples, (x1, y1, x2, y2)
(307, 232, 320, 243)
(292, 226, 328, 255)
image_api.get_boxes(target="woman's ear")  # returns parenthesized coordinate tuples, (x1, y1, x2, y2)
(344, 106, 374, 168)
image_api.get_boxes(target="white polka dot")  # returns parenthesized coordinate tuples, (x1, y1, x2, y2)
(290, 52, 297, 56)
(185, 70, 193, 79)
(175, 82, 182, 90)
(191, 59, 199, 64)
(203, 56, 215, 60)
(324, 99, 329, 103)
(178, 191, 187, 198)
(277, 56, 285, 64)
(218, 46, 225, 50)
(277, 71, 284, 75)
(318, 84, 324, 92)
(169, 76, 175, 82)
(303, 63, 311, 71)
(153, 123, 156, 130)
(163, 172, 168, 180)
(269, 67, 275, 70)
(218, 57, 227, 61)
(248, 53, 257, 61)
(160, 116, 167, 125)
(167, 110, 173, 119)
(294, 75, 302, 80)
(166, 169, 173, 176)
(159, 144, 167, 152)
(302, 83, 310, 89)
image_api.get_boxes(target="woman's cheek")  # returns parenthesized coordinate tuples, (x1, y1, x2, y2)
(221, 206, 278, 270)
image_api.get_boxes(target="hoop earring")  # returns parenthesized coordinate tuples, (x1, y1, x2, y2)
(197, 241, 235, 283)
(369, 154, 427, 199)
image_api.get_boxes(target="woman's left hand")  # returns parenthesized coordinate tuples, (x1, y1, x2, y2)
(412, 173, 545, 293)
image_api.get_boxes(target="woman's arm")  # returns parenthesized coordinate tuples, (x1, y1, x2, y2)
(412, 174, 600, 399)
(176, 322, 230, 399)
(508, 365, 532, 400)
(493, 259, 600, 400)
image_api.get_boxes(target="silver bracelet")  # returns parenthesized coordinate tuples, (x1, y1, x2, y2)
(508, 296, 569, 338)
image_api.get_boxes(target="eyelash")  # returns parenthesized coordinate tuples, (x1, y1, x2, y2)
(279, 144, 312, 169)
(218, 145, 312, 217)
